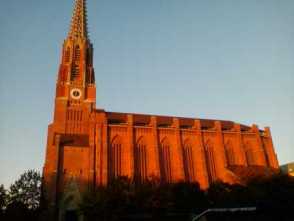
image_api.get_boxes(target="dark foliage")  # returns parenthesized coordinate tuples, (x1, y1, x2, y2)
(4, 201, 38, 220)
(0, 170, 41, 221)
(0, 184, 7, 208)
(9, 169, 41, 210)
(1, 172, 294, 220)
(0, 184, 7, 218)
(79, 174, 294, 221)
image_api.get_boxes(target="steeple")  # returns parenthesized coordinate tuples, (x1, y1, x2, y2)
(68, 0, 89, 40)
(53, 0, 96, 126)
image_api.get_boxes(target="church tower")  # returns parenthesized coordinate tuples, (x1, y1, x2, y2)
(54, 0, 95, 134)
(43, 1, 96, 219)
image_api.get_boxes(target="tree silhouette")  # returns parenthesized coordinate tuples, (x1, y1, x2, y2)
(0, 184, 7, 214)
(171, 182, 207, 213)
(8, 170, 41, 210)
(77, 173, 294, 220)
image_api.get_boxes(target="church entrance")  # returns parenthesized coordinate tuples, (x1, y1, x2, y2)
(65, 210, 78, 221)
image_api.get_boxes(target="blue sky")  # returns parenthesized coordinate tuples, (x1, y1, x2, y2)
(0, 0, 293, 187)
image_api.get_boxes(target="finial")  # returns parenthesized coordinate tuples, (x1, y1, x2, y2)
(68, 0, 89, 40)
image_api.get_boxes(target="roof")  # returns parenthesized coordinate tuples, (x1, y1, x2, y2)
(95, 109, 253, 131)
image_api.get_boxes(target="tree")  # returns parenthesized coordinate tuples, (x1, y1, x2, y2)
(80, 178, 208, 220)
(8, 170, 41, 210)
(207, 181, 233, 207)
(0, 184, 7, 213)
(170, 182, 208, 213)
(80, 176, 135, 221)
(80, 187, 108, 221)
(79, 174, 294, 221)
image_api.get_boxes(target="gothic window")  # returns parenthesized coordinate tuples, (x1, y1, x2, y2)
(245, 142, 255, 166)
(109, 136, 123, 180)
(182, 139, 195, 182)
(159, 138, 172, 182)
(65, 47, 70, 62)
(261, 141, 270, 166)
(74, 45, 81, 61)
(204, 140, 216, 183)
(134, 137, 147, 183)
(71, 65, 80, 80)
(225, 141, 235, 166)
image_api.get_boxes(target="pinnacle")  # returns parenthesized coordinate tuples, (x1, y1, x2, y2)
(68, 0, 89, 40)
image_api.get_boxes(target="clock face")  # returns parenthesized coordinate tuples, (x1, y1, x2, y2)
(70, 88, 82, 100)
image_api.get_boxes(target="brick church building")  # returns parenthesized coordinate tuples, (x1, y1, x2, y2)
(42, 0, 279, 219)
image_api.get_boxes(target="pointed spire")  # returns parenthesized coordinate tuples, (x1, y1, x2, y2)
(68, 0, 89, 40)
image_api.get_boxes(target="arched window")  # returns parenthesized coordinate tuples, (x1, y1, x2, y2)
(204, 140, 216, 183)
(65, 47, 70, 62)
(225, 141, 235, 166)
(245, 142, 255, 166)
(74, 45, 80, 61)
(109, 136, 123, 180)
(159, 138, 172, 182)
(71, 65, 79, 80)
(134, 137, 147, 182)
(182, 139, 195, 182)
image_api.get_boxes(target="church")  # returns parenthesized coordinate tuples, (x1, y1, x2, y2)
(43, 0, 279, 219)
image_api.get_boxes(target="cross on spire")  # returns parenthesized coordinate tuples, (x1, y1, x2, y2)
(68, 0, 89, 40)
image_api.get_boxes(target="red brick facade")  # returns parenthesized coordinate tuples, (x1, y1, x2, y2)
(42, 0, 279, 216)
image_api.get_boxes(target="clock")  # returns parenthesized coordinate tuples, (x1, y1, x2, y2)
(70, 88, 82, 100)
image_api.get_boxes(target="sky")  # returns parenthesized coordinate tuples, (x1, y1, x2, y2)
(0, 0, 294, 187)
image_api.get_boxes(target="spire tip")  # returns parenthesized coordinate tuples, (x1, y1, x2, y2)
(68, 0, 89, 40)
